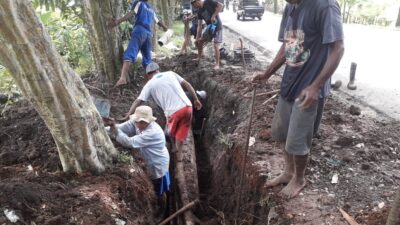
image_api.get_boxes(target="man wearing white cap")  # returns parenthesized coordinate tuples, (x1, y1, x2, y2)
(105, 105, 170, 207)
(123, 62, 202, 157)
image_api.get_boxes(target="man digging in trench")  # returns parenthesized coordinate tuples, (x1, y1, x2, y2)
(252, 0, 344, 198)
(122, 62, 202, 158)
(104, 106, 170, 215)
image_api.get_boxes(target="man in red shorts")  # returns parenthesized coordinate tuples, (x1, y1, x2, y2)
(122, 62, 202, 155)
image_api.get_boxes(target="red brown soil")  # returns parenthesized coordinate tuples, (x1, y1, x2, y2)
(159, 51, 400, 225)
(1, 48, 399, 225)
(0, 76, 159, 225)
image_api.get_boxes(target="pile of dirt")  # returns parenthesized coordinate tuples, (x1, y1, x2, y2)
(0, 36, 399, 224)
(157, 49, 399, 225)
(0, 76, 159, 225)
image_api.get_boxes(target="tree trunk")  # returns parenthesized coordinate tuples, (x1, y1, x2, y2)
(150, 0, 158, 52)
(0, 0, 117, 174)
(161, 0, 171, 28)
(386, 189, 400, 225)
(82, 0, 124, 81)
(273, 0, 278, 14)
(396, 7, 400, 27)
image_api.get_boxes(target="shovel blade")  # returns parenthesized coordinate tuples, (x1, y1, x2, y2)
(93, 97, 111, 118)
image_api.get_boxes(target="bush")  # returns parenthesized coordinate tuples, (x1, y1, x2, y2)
(38, 10, 93, 74)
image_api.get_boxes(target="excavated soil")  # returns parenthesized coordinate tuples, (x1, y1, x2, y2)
(158, 43, 400, 225)
(1, 31, 400, 225)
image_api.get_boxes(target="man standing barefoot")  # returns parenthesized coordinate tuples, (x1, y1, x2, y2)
(253, 0, 344, 198)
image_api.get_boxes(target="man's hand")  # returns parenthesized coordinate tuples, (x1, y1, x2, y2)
(109, 18, 120, 28)
(103, 117, 116, 126)
(211, 15, 216, 23)
(252, 72, 267, 82)
(296, 85, 319, 111)
(194, 99, 202, 110)
(116, 114, 130, 122)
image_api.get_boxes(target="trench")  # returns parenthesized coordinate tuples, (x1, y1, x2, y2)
(183, 74, 274, 225)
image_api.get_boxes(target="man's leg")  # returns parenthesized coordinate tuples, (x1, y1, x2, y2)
(279, 154, 308, 198)
(115, 61, 132, 87)
(213, 42, 221, 69)
(267, 97, 293, 187)
(179, 21, 190, 55)
(278, 98, 318, 198)
(140, 33, 152, 69)
(266, 149, 294, 187)
(116, 32, 142, 87)
(213, 30, 223, 69)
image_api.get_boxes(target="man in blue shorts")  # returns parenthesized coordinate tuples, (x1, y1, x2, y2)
(253, 0, 344, 198)
(192, 0, 224, 69)
(110, 0, 168, 87)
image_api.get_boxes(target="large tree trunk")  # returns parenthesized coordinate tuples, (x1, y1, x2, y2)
(396, 7, 400, 27)
(150, 0, 158, 52)
(386, 189, 400, 225)
(161, 0, 172, 28)
(82, 0, 124, 81)
(273, 0, 278, 14)
(0, 0, 117, 174)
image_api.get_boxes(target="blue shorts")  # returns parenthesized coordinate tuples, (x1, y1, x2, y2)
(190, 24, 198, 37)
(152, 171, 171, 196)
(123, 27, 152, 68)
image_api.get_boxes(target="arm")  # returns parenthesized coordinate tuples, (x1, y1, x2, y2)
(252, 43, 286, 81)
(181, 80, 202, 110)
(109, 11, 135, 28)
(211, 1, 224, 22)
(157, 21, 168, 32)
(122, 99, 143, 121)
(297, 40, 344, 110)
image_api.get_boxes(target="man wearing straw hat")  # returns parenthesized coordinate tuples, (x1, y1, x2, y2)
(104, 105, 170, 211)
(122, 62, 202, 157)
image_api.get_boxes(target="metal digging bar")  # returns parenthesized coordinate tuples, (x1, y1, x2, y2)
(234, 87, 257, 225)
(239, 38, 246, 69)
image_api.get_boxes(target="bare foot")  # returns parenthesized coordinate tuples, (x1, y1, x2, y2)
(114, 78, 127, 88)
(279, 178, 306, 198)
(265, 172, 293, 187)
(213, 65, 220, 70)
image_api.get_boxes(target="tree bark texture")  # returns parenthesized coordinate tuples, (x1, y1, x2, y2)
(396, 7, 400, 27)
(160, 0, 171, 28)
(386, 189, 400, 225)
(150, 0, 158, 52)
(82, 0, 124, 81)
(0, 0, 117, 174)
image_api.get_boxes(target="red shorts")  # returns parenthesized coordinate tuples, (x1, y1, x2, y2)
(166, 106, 192, 142)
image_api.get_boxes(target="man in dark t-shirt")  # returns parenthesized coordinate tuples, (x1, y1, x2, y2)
(252, 0, 344, 198)
(192, 0, 224, 69)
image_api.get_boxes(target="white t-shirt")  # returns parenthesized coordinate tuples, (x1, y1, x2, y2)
(138, 71, 192, 117)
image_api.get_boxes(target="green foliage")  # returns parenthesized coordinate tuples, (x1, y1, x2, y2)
(117, 151, 134, 165)
(38, 10, 93, 74)
(32, 0, 83, 19)
(0, 66, 16, 93)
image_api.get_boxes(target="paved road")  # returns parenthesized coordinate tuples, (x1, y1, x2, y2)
(221, 9, 400, 120)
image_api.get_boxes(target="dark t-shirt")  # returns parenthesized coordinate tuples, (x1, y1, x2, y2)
(198, 0, 222, 31)
(278, 0, 343, 101)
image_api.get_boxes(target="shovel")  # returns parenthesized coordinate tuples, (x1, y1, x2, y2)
(93, 96, 111, 118)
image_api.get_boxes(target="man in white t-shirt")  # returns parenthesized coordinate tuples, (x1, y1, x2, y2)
(123, 62, 202, 156)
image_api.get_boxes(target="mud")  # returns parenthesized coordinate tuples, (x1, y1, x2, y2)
(1, 32, 399, 225)
(159, 46, 399, 225)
